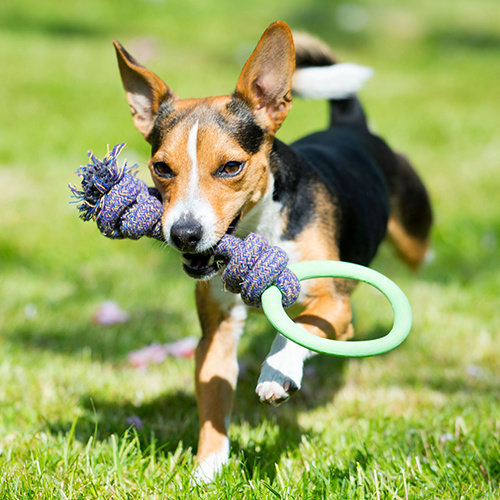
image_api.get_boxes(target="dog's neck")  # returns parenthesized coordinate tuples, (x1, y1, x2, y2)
(235, 170, 283, 245)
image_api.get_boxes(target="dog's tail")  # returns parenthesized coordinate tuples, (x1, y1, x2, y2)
(291, 32, 371, 128)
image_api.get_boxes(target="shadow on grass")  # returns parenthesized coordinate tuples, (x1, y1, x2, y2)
(234, 364, 349, 480)
(0, 11, 105, 39)
(9, 306, 193, 363)
(45, 390, 200, 454)
(229, 324, 349, 480)
(16, 290, 392, 478)
(428, 29, 500, 51)
(41, 323, 349, 479)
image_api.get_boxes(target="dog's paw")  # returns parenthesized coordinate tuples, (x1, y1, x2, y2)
(256, 368, 300, 406)
(256, 334, 310, 406)
(191, 458, 222, 485)
(191, 439, 230, 485)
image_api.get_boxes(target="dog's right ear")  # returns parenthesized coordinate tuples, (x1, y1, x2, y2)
(113, 41, 175, 141)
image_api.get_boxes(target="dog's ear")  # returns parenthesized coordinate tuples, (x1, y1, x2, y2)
(113, 41, 175, 141)
(235, 22, 295, 134)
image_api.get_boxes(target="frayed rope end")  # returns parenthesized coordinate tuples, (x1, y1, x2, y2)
(69, 143, 137, 222)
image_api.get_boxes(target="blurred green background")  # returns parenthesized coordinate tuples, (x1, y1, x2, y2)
(0, 0, 499, 497)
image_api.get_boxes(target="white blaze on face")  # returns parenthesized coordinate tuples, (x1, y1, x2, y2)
(162, 120, 218, 251)
(186, 120, 200, 197)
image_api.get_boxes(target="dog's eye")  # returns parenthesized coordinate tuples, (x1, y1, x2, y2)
(216, 161, 245, 178)
(153, 161, 174, 178)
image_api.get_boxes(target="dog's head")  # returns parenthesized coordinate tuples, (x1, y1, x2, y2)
(114, 22, 295, 279)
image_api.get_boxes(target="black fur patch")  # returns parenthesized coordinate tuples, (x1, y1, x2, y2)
(290, 126, 390, 265)
(223, 98, 264, 154)
(271, 126, 391, 267)
(270, 140, 316, 240)
(150, 100, 188, 154)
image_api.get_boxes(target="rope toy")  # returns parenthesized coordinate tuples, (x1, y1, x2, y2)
(70, 144, 164, 240)
(216, 233, 300, 308)
(70, 144, 412, 357)
(70, 144, 300, 308)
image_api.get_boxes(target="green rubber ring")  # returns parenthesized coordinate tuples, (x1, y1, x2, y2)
(261, 261, 412, 357)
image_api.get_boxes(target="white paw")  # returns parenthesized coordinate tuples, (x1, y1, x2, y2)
(256, 334, 312, 406)
(256, 376, 299, 406)
(191, 439, 229, 485)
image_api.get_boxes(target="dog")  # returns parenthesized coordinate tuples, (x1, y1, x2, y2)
(113, 21, 432, 482)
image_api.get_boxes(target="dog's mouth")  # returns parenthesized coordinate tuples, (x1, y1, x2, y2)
(181, 214, 240, 279)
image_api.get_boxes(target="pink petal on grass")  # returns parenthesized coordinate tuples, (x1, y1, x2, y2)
(127, 337, 198, 368)
(127, 343, 168, 368)
(163, 336, 198, 358)
(93, 300, 130, 326)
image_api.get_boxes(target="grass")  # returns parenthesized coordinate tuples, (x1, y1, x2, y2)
(1, 0, 499, 497)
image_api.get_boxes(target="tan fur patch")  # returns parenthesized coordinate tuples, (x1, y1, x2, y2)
(387, 216, 430, 269)
(290, 189, 354, 341)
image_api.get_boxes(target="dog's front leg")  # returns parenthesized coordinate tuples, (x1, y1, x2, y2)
(256, 277, 353, 406)
(192, 280, 246, 483)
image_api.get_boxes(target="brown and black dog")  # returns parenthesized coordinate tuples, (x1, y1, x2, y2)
(113, 21, 432, 482)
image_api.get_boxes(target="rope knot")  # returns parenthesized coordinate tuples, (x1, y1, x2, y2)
(70, 144, 163, 240)
(216, 234, 300, 308)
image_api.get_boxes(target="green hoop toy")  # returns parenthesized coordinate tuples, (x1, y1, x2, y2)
(261, 260, 412, 357)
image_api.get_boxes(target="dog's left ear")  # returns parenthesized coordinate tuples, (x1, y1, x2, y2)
(235, 21, 295, 134)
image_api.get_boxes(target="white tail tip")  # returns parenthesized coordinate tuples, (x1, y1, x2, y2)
(292, 63, 374, 100)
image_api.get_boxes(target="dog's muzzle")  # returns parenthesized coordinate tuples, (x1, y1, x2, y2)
(181, 214, 241, 279)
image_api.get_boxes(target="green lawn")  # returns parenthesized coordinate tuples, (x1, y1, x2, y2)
(1, 0, 499, 498)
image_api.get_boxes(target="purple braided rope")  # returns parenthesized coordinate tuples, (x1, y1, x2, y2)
(216, 234, 300, 308)
(70, 144, 163, 240)
(70, 144, 300, 308)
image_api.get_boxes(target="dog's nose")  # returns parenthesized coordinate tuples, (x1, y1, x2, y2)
(170, 216, 204, 252)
